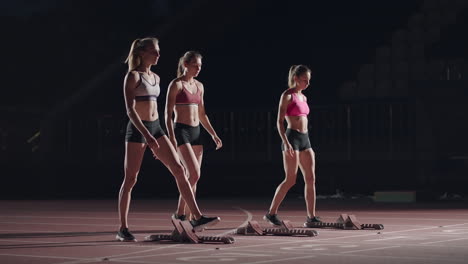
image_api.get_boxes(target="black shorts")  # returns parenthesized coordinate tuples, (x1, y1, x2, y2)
(125, 119, 166, 143)
(174, 123, 202, 146)
(281, 129, 312, 151)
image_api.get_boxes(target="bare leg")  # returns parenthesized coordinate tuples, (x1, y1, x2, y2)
(298, 148, 317, 217)
(119, 142, 145, 230)
(190, 145, 204, 219)
(154, 136, 202, 219)
(176, 144, 204, 219)
(268, 151, 299, 215)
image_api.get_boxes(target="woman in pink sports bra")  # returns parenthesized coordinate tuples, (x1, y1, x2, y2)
(264, 65, 322, 227)
(117, 39, 219, 242)
(165, 51, 223, 223)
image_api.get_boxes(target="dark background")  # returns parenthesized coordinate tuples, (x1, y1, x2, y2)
(1, 0, 467, 200)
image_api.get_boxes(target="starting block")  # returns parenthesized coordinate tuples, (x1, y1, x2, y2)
(145, 219, 235, 244)
(304, 214, 384, 230)
(236, 220, 318, 237)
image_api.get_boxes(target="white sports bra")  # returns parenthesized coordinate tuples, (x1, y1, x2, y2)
(134, 72, 160, 101)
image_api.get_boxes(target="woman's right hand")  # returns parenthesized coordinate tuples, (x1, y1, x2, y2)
(145, 135, 160, 159)
(169, 137, 178, 149)
(284, 141, 295, 157)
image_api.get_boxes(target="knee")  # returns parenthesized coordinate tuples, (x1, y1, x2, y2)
(187, 168, 201, 184)
(282, 179, 296, 189)
(170, 163, 186, 181)
(122, 174, 138, 191)
(305, 175, 316, 186)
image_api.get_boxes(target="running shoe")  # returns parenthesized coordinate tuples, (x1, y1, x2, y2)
(171, 213, 187, 221)
(116, 228, 136, 242)
(303, 216, 322, 227)
(263, 213, 282, 226)
(190, 215, 221, 232)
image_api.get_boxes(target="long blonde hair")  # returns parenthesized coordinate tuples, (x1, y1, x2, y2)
(177, 51, 202, 77)
(288, 65, 311, 88)
(125, 37, 159, 72)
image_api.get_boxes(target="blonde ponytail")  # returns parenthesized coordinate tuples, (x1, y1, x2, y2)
(177, 51, 202, 77)
(125, 37, 159, 72)
(288, 64, 311, 88)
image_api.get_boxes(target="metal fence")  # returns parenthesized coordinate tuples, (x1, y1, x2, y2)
(1, 100, 416, 162)
(87, 100, 416, 162)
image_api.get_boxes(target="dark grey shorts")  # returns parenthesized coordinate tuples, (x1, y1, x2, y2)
(281, 129, 311, 151)
(125, 119, 166, 143)
(174, 123, 202, 146)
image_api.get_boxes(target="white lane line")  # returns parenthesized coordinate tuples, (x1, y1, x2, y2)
(117, 222, 468, 260)
(233, 223, 468, 246)
(0, 253, 80, 260)
(365, 236, 407, 242)
(419, 237, 468, 245)
(340, 245, 401, 254)
(112, 259, 171, 264)
(54, 244, 180, 264)
(225, 237, 468, 248)
(375, 224, 434, 227)
(0, 238, 172, 249)
(110, 250, 468, 264)
(358, 223, 468, 236)
(317, 252, 467, 262)
(240, 255, 315, 264)
(115, 248, 219, 261)
(215, 207, 253, 236)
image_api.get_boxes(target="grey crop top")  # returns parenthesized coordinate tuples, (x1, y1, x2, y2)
(134, 72, 160, 101)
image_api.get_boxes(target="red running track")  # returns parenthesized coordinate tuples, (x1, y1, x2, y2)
(0, 199, 467, 264)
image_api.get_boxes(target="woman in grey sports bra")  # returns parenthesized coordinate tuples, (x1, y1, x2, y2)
(116, 37, 220, 242)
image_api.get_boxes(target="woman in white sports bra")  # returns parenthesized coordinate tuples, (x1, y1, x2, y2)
(117, 37, 220, 242)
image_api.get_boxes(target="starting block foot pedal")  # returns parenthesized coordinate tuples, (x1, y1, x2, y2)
(145, 219, 234, 244)
(345, 215, 384, 230)
(281, 220, 294, 231)
(264, 227, 318, 237)
(199, 235, 235, 244)
(237, 220, 317, 237)
(236, 221, 264, 235)
(303, 214, 384, 230)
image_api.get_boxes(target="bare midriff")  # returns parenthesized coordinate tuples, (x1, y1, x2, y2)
(174, 105, 199, 126)
(135, 101, 158, 121)
(286, 116, 308, 133)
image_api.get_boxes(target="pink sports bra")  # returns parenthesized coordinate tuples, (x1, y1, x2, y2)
(175, 81, 202, 105)
(285, 90, 309, 117)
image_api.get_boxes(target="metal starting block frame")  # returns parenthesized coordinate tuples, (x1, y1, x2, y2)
(145, 219, 235, 244)
(304, 214, 384, 230)
(236, 220, 318, 237)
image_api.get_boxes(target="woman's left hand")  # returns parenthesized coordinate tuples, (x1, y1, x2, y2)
(212, 135, 223, 150)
